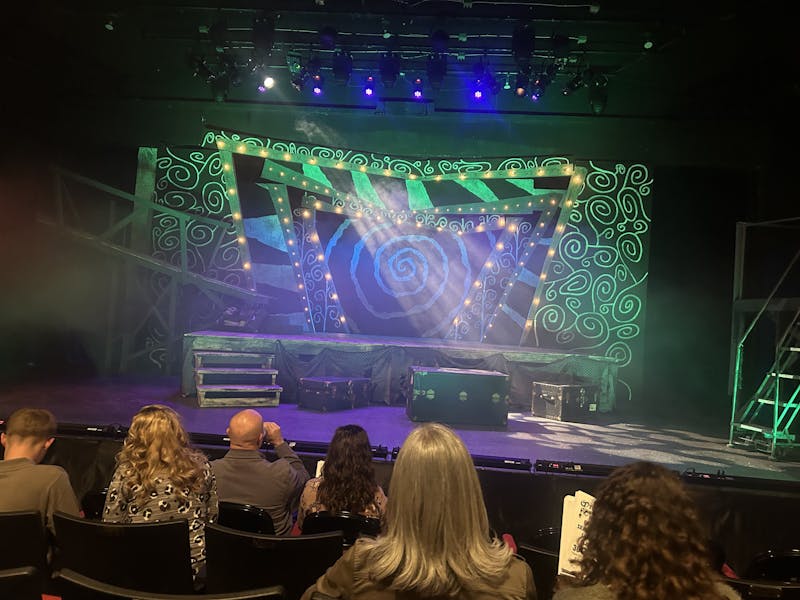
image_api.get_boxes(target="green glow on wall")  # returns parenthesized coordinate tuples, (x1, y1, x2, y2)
(302, 164, 334, 189)
(454, 179, 500, 203)
(406, 179, 433, 210)
(352, 171, 386, 207)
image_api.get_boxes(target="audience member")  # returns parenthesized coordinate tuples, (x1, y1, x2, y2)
(553, 461, 739, 600)
(102, 404, 218, 578)
(300, 423, 536, 600)
(0, 408, 81, 533)
(296, 424, 386, 533)
(210, 409, 309, 535)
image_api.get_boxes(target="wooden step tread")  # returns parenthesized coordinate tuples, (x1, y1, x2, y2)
(198, 384, 282, 392)
(195, 367, 279, 375)
(194, 351, 274, 358)
(198, 395, 281, 408)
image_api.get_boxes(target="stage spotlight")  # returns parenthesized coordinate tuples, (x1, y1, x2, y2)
(332, 50, 353, 84)
(530, 64, 556, 101)
(319, 25, 337, 50)
(562, 69, 588, 95)
(363, 75, 376, 97)
(426, 53, 447, 90)
(257, 74, 275, 93)
(511, 21, 535, 67)
(430, 28, 449, 54)
(379, 52, 400, 87)
(291, 70, 308, 92)
(514, 67, 531, 97)
(306, 55, 323, 94)
(588, 74, 609, 114)
(412, 76, 423, 99)
(471, 61, 498, 100)
(252, 13, 275, 57)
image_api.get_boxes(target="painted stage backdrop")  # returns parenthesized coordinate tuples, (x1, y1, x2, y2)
(147, 130, 651, 401)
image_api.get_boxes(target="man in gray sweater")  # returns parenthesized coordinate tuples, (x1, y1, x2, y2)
(211, 409, 309, 535)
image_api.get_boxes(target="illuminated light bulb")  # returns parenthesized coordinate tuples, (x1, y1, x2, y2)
(495, 242, 504, 250)
(508, 224, 517, 232)
(534, 297, 540, 305)
(499, 303, 503, 308)
(396, 219, 402, 225)
(359, 165, 367, 172)
(530, 242, 535, 247)
(435, 175, 442, 181)
(228, 188, 236, 195)
(260, 150, 268, 157)
(279, 172, 285, 177)
(282, 217, 289, 224)
(284, 153, 292, 161)
(458, 174, 466, 180)
(537, 169, 544, 176)
(541, 273, 547, 279)
(335, 207, 343, 214)
(340, 316, 346, 322)
(551, 198, 557, 205)
(237, 236, 246, 244)
(453, 318, 458, 325)
(277, 198, 283, 203)
(332, 293, 338, 300)
(476, 226, 484, 232)
(486, 261, 493, 268)
(434, 208, 439, 213)
(298, 283, 304, 289)
(317, 254, 324, 261)
(243, 261, 251, 270)
(384, 169, 392, 176)
(548, 249, 556, 256)
(464, 299, 471, 306)
(302, 181, 307, 187)
(474, 281, 481, 287)
(216, 140, 225, 148)
(484, 172, 492, 178)
(528, 202, 532, 207)
(480, 208, 485, 213)
(539, 223, 545, 228)
(311, 234, 319, 243)
(498, 218, 506, 227)
(238, 145, 245, 153)
(336, 162, 344, 169)
(489, 323, 493, 328)
(294, 262, 300, 267)
(525, 319, 533, 328)
(519, 261, 524, 266)
(232, 212, 241, 220)
(302, 210, 310, 218)
(409, 174, 417, 180)
(504, 205, 509, 210)
(304, 307, 309, 312)
(355, 211, 362, 218)
(457, 231, 463, 236)
(287, 239, 294, 245)
(309, 158, 317, 165)
(416, 222, 422, 228)
(223, 164, 231, 171)
(566, 200, 572, 207)
(557, 225, 564, 232)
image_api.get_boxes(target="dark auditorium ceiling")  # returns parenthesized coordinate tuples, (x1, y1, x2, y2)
(5, 1, 796, 147)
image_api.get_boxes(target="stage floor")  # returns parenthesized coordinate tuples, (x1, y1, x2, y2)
(3, 375, 799, 483)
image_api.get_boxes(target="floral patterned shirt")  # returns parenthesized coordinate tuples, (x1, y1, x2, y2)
(102, 462, 219, 577)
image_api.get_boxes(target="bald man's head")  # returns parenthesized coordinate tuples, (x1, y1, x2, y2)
(227, 409, 264, 449)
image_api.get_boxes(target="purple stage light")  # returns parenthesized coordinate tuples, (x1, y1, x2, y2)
(313, 86, 323, 95)
(365, 87, 374, 97)
(413, 89, 422, 99)
(474, 90, 483, 100)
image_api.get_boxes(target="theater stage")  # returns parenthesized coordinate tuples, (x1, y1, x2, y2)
(3, 374, 799, 484)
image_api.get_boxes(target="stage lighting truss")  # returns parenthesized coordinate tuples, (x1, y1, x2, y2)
(306, 55, 324, 95)
(530, 63, 557, 102)
(514, 66, 531, 98)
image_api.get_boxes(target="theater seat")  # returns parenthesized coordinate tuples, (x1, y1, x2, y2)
(301, 511, 381, 546)
(0, 566, 42, 600)
(517, 542, 559, 600)
(745, 548, 800, 583)
(205, 523, 343, 600)
(722, 575, 800, 600)
(0, 511, 48, 573)
(52, 511, 194, 594)
(217, 501, 275, 535)
(54, 567, 285, 600)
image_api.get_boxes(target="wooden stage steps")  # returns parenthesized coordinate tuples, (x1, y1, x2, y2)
(193, 350, 282, 407)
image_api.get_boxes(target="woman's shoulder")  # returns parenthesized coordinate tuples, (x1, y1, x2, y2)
(305, 477, 322, 490)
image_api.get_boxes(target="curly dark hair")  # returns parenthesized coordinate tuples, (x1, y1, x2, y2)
(573, 461, 728, 600)
(317, 424, 378, 514)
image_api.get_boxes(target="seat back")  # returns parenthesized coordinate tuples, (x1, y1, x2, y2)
(205, 523, 343, 600)
(301, 511, 381, 546)
(722, 575, 800, 600)
(0, 566, 42, 600)
(745, 548, 800, 583)
(80, 489, 108, 520)
(0, 511, 48, 573)
(55, 567, 286, 600)
(52, 511, 194, 594)
(218, 501, 275, 535)
(517, 543, 559, 600)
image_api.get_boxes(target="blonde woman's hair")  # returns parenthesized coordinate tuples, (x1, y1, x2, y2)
(365, 423, 513, 596)
(115, 405, 209, 504)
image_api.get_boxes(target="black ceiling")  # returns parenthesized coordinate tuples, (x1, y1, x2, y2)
(4, 1, 797, 148)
